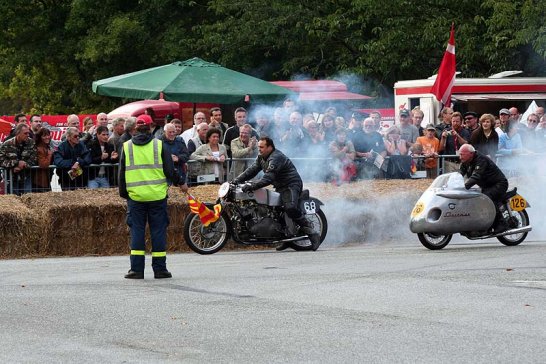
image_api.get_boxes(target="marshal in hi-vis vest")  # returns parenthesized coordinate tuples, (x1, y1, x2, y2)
(124, 139, 168, 202)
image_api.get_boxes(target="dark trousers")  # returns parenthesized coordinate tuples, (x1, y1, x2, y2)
(126, 198, 170, 272)
(279, 186, 303, 221)
(482, 181, 509, 206)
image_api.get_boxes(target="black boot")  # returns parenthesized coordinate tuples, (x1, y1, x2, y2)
(491, 208, 508, 234)
(276, 242, 292, 251)
(295, 217, 321, 251)
(125, 270, 144, 279)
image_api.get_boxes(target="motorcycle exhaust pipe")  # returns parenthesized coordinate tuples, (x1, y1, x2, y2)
(273, 236, 310, 244)
(492, 225, 532, 237)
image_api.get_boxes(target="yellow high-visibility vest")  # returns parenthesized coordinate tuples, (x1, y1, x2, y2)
(124, 139, 168, 202)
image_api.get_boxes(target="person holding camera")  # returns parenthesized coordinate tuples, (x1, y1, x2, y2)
(439, 112, 471, 173)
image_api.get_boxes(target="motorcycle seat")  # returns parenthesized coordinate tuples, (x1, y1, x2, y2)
(504, 188, 518, 200)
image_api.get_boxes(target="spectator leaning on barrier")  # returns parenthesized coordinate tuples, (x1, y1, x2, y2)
(54, 126, 91, 190)
(160, 123, 189, 185)
(230, 124, 258, 178)
(353, 117, 387, 179)
(190, 128, 228, 183)
(33, 127, 54, 192)
(118, 114, 188, 280)
(87, 125, 118, 189)
(384, 125, 408, 156)
(0, 123, 36, 195)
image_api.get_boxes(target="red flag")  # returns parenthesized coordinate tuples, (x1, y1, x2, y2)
(431, 24, 456, 107)
(187, 195, 221, 227)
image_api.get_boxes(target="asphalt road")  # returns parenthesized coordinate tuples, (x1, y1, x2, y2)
(1, 240, 545, 363)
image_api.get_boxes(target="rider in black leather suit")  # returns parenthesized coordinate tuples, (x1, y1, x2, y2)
(459, 143, 509, 232)
(233, 137, 321, 251)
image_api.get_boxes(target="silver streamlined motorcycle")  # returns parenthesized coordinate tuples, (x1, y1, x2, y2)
(183, 182, 328, 254)
(409, 173, 532, 250)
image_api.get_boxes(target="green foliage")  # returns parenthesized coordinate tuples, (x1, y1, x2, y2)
(0, 0, 544, 114)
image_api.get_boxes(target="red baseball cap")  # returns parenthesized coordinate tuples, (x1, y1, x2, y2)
(136, 114, 152, 126)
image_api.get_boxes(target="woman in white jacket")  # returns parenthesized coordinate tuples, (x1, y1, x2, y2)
(190, 128, 228, 183)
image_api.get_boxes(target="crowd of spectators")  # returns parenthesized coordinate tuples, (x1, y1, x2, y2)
(1, 102, 545, 195)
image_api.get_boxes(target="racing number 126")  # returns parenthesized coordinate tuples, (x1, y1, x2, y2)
(509, 196, 526, 211)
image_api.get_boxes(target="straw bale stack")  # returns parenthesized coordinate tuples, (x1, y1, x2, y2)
(0, 195, 40, 258)
(0, 178, 433, 259)
(21, 190, 128, 256)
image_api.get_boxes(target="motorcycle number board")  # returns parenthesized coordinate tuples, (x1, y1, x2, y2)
(300, 200, 318, 214)
(509, 194, 526, 212)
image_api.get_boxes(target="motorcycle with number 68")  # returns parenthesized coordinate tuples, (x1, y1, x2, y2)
(183, 182, 328, 254)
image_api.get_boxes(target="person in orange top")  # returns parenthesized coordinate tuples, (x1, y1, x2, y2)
(415, 124, 440, 178)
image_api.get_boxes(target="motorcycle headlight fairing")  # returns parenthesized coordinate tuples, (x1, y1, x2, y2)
(218, 182, 230, 198)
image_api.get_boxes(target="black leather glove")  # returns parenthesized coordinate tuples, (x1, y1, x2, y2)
(232, 178, 240, 185)
(241, 183, 254, 193)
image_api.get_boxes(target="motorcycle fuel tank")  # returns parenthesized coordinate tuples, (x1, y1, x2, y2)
(409, 173, 496, 234)
(236, 187, 282, 207)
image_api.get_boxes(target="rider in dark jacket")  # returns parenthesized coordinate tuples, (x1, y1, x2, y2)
(459, 143, 509, 232)
(233, 137, 321, 251)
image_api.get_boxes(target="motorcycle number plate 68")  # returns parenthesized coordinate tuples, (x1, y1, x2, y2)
(300, 200, 318, 214)
(509, 194, 527, 212)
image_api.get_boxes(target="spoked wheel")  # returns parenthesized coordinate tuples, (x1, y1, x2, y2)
(183, 213, 230, 254)
(418, 233, 453, 250)
(290, 210, 329, 251)
(497, 209, 529, 246)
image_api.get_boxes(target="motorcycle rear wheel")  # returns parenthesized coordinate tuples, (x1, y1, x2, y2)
(418, 233, 452, 250)
(497, 209, 529, 246)
(290, 210, 328, 251)
(183, 213, 230, 255)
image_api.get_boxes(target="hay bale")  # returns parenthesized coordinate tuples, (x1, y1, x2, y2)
(0, 195, 40, 258)
(1, 179, 433, 258)
(21, 190, 128, 256)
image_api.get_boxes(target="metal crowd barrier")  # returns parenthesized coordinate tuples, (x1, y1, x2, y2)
(2, 153, 542, 195)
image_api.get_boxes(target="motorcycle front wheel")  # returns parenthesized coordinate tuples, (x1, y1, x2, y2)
(183, 213, 231, 255)
(418, 233, 453, 250)
(497, 209, 529, 246)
